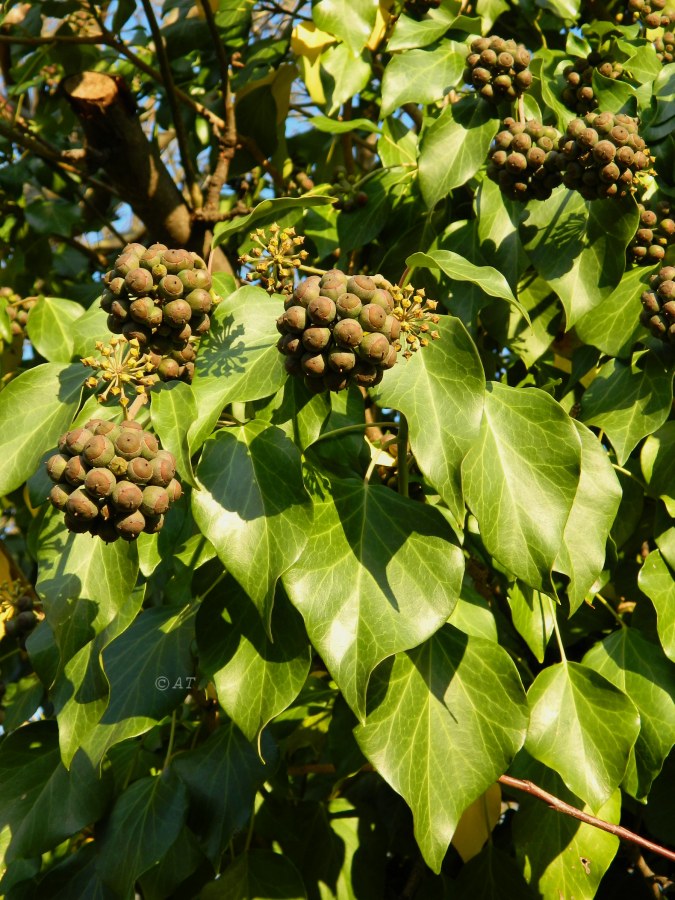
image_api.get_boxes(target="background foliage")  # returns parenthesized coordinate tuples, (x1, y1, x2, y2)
(0, 0, 673, 897)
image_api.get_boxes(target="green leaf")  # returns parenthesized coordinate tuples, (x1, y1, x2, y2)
(511, 753, 620, 900)
(10, 842, 119, 900)
(25, 296, 84, 362)
(452, 843, 537, 899)
(337, 168, 406, 254)
(96, 772, 189, 896)
(407, 249, 530, 321)
(580, 353, 673, 466)
(574, 264, 653, 358)
(504, 273, 560, 368)
(637, 550, 675, 662)
(70, 300, 110, 359)
(583, 628, 675, 800)
(381, 43, 465, 117)
(76, 603, 196, 766)
(255, 377, 331, 451)
(355, 626, 528, 872)
(521, 188, 639, 327)
(283, 478, 464, 719)
(173, 723, 272, 866)
(387, 4, 459, 51)
(308, 115, 380, 133)
(201, 850, 306, 900)
(190, 287, 287, 451)
(0, 720, 109, 864)
(508, 582, 555, 663)
(373, 316, 485, 527)
(591, 69, 637, 114)
(475, 177, 528, 292)
(554, 421, 622, 613)
(524, 661, 640, 810)
(193, 421, 311, 627)
(321, 44, 372, 114)
(52, 585, 144, 768)
(0, 362, 85, 496)
(312, 0, 376, 54)
(641, 421, 675, 515)
(212, 196, 333, 247)
(538, 0, 580, 21)
(36, 507, 139, 672)
(151, 380, 198, 487)
(196, 580, 311, 744)
(462, 382, 582, 591)
(418, 97, 499, 208)
(378, 116, 419, 168)
(137, 828, 206, 900)
(449, 578, 498, 642)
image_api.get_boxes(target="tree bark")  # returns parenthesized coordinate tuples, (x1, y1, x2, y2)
(61, 71, 192, 247)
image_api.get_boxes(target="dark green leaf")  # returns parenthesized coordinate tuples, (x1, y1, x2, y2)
(418, 97, 499, 208)
(283, 478, 464, 718)
(508, 582, 555, 663)
(96, 772, 189, 895)
(374, 315, 485, 527)
(192, 421, 311, 626)
(452, 843, 537, 899)
(201, 850, 306, 899)
(580, 353, 673, 466)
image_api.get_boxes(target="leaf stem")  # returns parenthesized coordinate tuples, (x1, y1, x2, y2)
(298, 264, 328, 276)
(594, 592, 628, 629)
(612, 463, 647, 491)
(163, 710, 177, 770)
(397, 415, 409, 499)
(313, 422, 400, 444)
(550, 596, 567, 664)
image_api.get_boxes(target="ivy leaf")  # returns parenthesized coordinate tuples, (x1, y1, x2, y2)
(283, 479, 464, 719)
(337, 168, 405, 253)
(0, 721, 109, 864)
(583, 628, 675, 800)
(196, 581, 311, 744)
(173, 723, 273, 866)
(190, 287, 287, 451)
(507, 582, 555, 663)
(36, 508, 139, 673)
(637, 550, 675, 662)
(254, 377, 331, 452)
(151, 381, 198, 487)
(511, 752, 620, 900)
(381, 43, 465, 116)
(418, 96, 499, 208)
(70, 301, 110, 359)
(0, 362, 85, 496)
(96, 772, 189, 896)
(26, 297, 84, 362)
(387, 4, 459, 51)
(355, 626, 528, 872)
(641, 421, 675, 515)
(407, 249, 530, 321)
(554, 421, 622, 613)
(313, 0, 377, 55)
(308, 115, 380, 133)
(574, 264, 653, 358)
(580, 353, 673, 466)
(212, 196, 333, 247)
(192, 421, 311, 628)
(462, 382, 582, 592)
(521, 188, 638, 327)
(373, 315, 485, 527)
(452, 843, 537, 899)
(74, 604, 195, 766)
(201, 850, 306, 900)
(524, 661, 641, 811)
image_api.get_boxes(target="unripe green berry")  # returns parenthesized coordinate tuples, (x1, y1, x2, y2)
(115, 510, 146, 541)
(84, 467, 117, 499)
(115, 430, 143, 460)
(319, 270, 349, 300)
(301, 353, 327, 377)
(49, 484, 71, 510)
(328, 349, 357, 373)
(66, 428, 94, 456)
(125, 268, 154, 296)
(370, 289, 395, 314)
(294, 277, 321, 307)
(64, 456, 88, 486)
(127, 457, 153, 484)
(307, 296, 337, 325)
(46, 454, 69, 482)
(109, 455, 128, 478)
(158, 275, 184, 301)
(130, 297, 163, 327)
(185, 289, 212, 313)
(66, 487, 100, 520)
(82, 435, 116, 467)
(334, 318, 364, 348)
(302, 327, 332, 352)
(346, 275, 377, 302)
(335, 293, 362, 319)
(166, 479, 182, 503)
(150, 454, 176, 487)
(359, 303, 387, 333)
(359, 332, 391, 364)
(163, 300, 192, 328)
(140, 485, 170, 517)
(162, 248, 193, 274)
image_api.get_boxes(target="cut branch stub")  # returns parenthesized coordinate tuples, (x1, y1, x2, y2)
(62, 71, 191, 246)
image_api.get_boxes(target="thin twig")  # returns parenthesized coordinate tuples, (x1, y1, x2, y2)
(197, 0, 237, 214)
(499, 775, 675, 863)
(397, 414, 409, 498)
(284, 762, 675, 864)
(139, 0, 197, 201)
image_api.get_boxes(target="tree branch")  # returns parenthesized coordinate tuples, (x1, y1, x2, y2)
(498, 775, 675, 863)
(197, 0, 237, 215)
(138, 0, 198, 203)
(284, 763, 675, 864)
